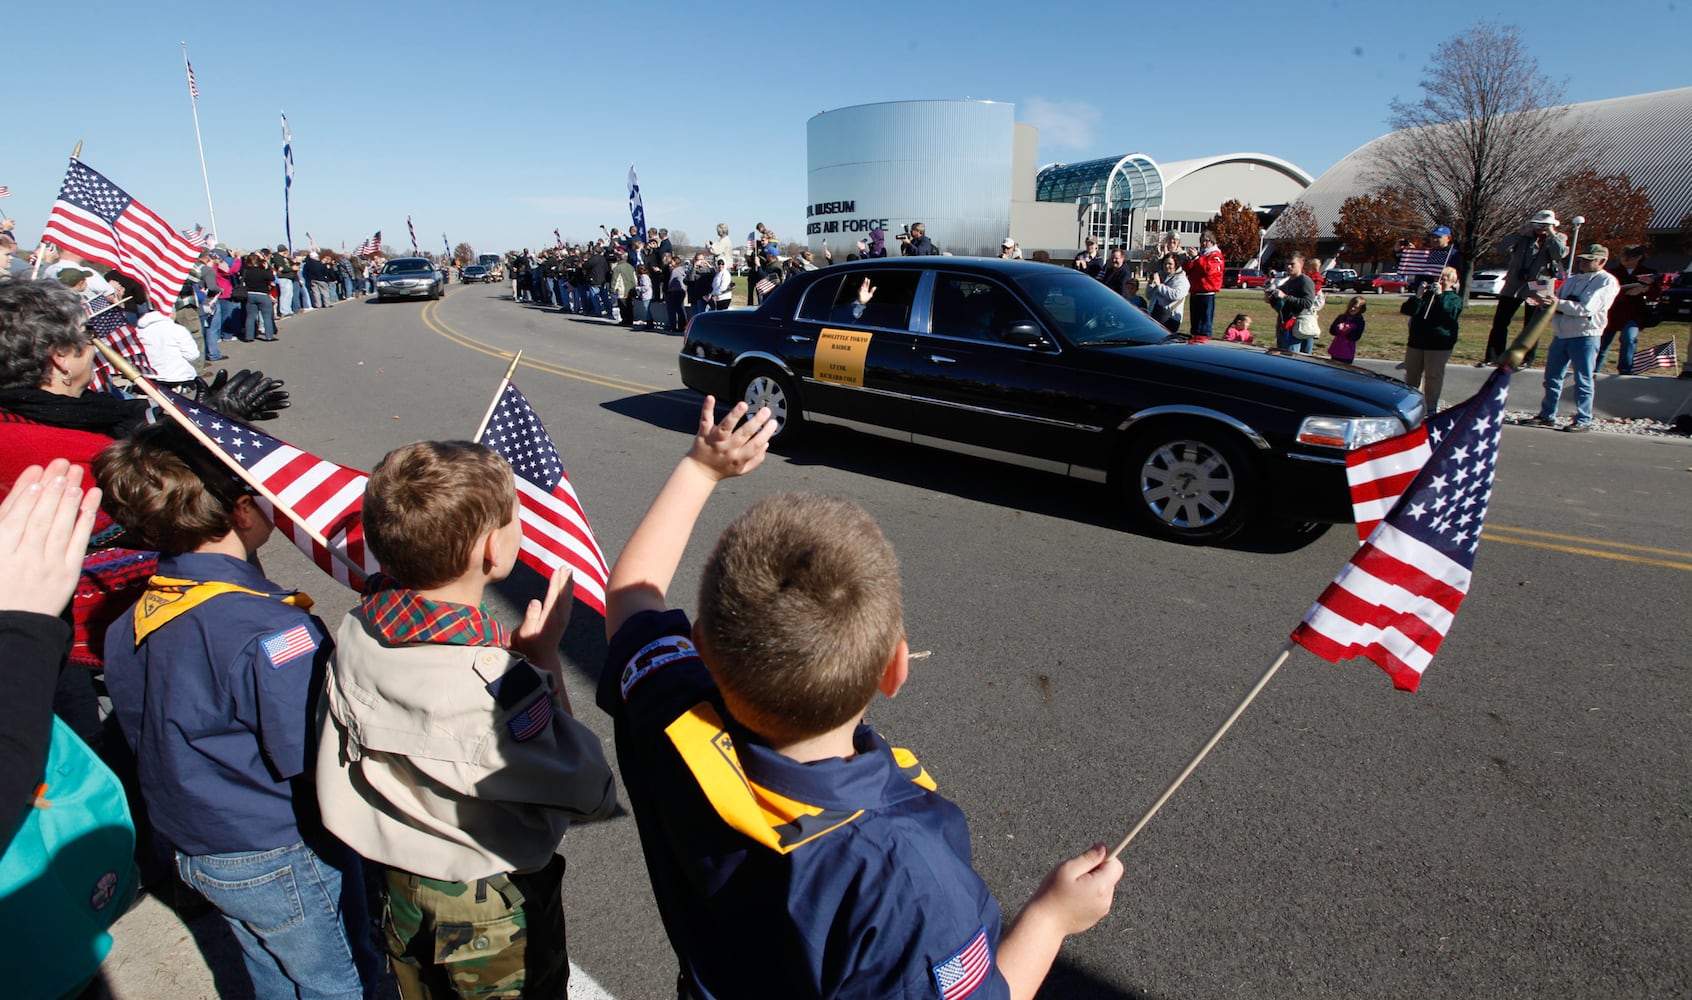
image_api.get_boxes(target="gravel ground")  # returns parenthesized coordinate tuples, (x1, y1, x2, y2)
(1503, 410, 1692, 436)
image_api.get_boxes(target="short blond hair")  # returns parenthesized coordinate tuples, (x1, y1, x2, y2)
(363, 441, 516, 589)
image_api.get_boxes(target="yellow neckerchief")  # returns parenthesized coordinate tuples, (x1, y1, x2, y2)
(665, 701, 936, 855)
(132, 575, 313, 645)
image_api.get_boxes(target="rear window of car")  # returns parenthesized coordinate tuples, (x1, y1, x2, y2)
(384, 259, 431, 274)
(798, 270, 922, 330)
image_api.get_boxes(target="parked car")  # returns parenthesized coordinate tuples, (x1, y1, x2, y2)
(1660, 267, 1692, 319)
(678, 258, 1425, 543)
(1223, 267, 1242, 288)
(1323, 268, 1359, 289)
(1469, 270, 1506, 297)
(1236, 268, 1269, 289)
(374, 257, 443, 301)
(1362, 273, 1409, 294)
(460, 264, 493, 283)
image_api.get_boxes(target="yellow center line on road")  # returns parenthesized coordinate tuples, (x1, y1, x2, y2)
(418, 289, 674, 396)
(1481, 525, 1692, 571)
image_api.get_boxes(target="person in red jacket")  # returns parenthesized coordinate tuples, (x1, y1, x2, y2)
(1181, 231, 1226, 339)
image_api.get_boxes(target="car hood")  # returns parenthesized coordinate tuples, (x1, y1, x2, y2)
(1081, 341, 1424, 423)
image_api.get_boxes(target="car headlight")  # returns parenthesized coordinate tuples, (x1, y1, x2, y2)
(1297, 415, 1405, 450)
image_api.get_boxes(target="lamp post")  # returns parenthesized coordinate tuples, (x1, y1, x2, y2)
(1564, 215, 1586, 275)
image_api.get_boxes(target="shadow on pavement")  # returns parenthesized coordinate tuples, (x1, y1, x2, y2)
(1037, 957, 1156, 999)
(602, 393, 1334, 555)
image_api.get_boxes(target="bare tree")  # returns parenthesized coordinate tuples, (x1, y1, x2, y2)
(1370, 21, 1594, 290)
(1208, 200, 1261, 264)
(1266, 203, 1318, 264)
(452, 242, 475, 266)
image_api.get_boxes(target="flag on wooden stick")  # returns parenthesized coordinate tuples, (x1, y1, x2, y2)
(43, 159, 199, 314)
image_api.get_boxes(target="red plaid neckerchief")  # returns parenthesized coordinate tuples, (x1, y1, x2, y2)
(359, 573, 510, 648)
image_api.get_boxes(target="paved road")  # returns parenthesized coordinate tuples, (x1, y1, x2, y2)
(106, 287, 1692, 999)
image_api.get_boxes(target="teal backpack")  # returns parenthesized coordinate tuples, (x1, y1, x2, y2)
(0, 716, 138, 999)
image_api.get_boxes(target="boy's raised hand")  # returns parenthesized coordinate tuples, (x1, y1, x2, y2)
(685, 396, 775, 482)
(512, 566, 575, 691)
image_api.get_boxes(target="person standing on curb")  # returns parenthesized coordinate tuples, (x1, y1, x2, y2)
(1529, 244, 1619, 433)
(1485, 210, 1566, 366)
(1181, 231, 1225, 340)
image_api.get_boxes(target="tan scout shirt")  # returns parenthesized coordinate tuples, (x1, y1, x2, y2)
(315, 609, 616, 882)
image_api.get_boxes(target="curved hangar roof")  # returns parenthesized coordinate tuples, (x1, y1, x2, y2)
(1290, 86, 1692, 235)
(1035, 153, 1313, 211)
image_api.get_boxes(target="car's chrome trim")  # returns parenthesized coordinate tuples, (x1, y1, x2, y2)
(903, 394, 1104, 432)
(1119, 406, 1271, 450)
(1287, 452, 1348, 466)
(806, 414, 1110, 482)
(735, 351, 795, 376)
(678, 351, 728, 369)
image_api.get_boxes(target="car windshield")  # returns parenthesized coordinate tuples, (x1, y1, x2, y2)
(384, 259, 431, 274)
(1011, 270, 1173, 346)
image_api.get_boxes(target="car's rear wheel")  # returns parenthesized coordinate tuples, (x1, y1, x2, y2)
(1117, 423, 1257, 543)
(735, 363, 803, 442)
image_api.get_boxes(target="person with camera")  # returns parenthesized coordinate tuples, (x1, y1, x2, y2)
(1485, 209, 1567, 366)
(1180, 231, 1226, 339)
(1147, 253, 1190, 335)
(897, 223, 939, 256)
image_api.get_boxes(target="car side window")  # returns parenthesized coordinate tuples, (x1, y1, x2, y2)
(813, 270, 922, 330)
(930, 275, 1035, 344)
(796, 275, 845, 322)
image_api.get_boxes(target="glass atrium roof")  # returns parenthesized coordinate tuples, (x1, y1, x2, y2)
(1035, 154, 1164, 210)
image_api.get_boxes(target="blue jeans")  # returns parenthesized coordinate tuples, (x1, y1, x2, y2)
(243, 293, 276, 340)
(177, 841, 371, 1000)
(1188, 292, 1216, 338)
(1538, 336, 1599, 425)
(215, 298, 239, 340)
(1596, 323, 1639, 374)
(199, 310, 223, 361)
(275, 277, 296, 316)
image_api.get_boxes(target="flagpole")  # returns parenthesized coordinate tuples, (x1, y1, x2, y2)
(182, 43, 219, 243)
(87, 339, 364, 578)
(473, 352, 524, 442)
(1108, 639, 1297, 860)
(1500, 297, 1558, 372)
(32, 142, 82, 280)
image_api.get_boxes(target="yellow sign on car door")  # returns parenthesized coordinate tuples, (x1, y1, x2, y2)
(814, 328, 873, 387)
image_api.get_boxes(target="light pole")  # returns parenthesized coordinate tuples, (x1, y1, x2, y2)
(1564, 215, 1586, 275)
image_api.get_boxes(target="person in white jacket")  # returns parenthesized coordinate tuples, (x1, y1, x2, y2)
(710, 256, 734, 310)
(1529, 244, 1619, 432)
(1145, 253, 1189, 334)
(134, 310, 201, 390)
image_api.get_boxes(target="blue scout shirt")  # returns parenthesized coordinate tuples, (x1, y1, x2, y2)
(105, 552, 331, 857)
(599, 609, 1010, 1000)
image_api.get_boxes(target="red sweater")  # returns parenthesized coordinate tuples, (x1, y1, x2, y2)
(1183, 248, 1225, 294)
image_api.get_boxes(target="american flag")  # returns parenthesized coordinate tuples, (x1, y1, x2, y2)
(1397, 246, 1454, 277)
(1345, 406, 1465, 544)
(754, 276, 776, 297)
(476, 383, 610, 615)
(43, 160, 199, 315)
(408, 216, 418, 254)
(185, 59, 200, 101)
(170, 393, 380, 590)
(1292, 368, 1511, 692)
(355, 231, 381, 257)
(179, 225, 208, 249)
(1629, 340, 1677, 373)
(0, 186, 10, 198)
(85, 294, 156, 392)
(931, 927, 991, 1000)
(505, 688, 554, 742)
(260, 624, 317, 668)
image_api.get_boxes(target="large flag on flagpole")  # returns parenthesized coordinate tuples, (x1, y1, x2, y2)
(408, 216, 418, 255)
(627, 165, 647, 243)
(170, 394, 380, 590)
(282, 113, 294, 254)
(1292, 368, 1511, 691)
(43, 159, 199, 314)
(475, 382, 610, 614)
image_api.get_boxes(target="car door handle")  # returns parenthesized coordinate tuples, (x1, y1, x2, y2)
(929, 354, 956, 364)
(787, 334, 812, 343)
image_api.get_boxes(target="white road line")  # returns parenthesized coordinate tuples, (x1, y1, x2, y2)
(570, 961, 618, 999)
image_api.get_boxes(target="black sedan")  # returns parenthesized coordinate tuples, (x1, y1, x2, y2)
(678, 259, 1425, 542)
(461, 264, 493, 284)
(373, 257, 443, 301)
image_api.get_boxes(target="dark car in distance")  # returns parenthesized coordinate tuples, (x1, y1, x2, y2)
(461, 264, 493, 283)
(678, 258, 1425, 543)
(1660, 268, 1692, 320)
(374, 257, 443, 301)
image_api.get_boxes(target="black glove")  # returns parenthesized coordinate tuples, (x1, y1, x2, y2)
(197, 369, 290, 422)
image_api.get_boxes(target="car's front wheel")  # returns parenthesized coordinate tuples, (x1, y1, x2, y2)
(735, 363, 803, 442)
(1117, 424, 1257, 543)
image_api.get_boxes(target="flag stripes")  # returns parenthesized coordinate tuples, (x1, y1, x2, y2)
(44, 160, 199, 315)
(1629, 340, 1677, 373)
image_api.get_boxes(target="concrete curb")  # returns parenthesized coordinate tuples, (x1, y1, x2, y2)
(1353, 358, 1692, 421)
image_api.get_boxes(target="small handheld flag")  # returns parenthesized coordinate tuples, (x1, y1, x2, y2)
(1629, 340, 1677, 374)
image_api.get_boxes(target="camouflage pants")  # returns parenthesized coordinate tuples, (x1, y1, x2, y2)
(380, 856, 568, 999)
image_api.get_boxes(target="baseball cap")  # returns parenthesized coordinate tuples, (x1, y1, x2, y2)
(1429, 225, 1451, 238)
(763, 246, 779, 257)
(1529, 210, 1560, 226)
(1576, 243, 1609, 260)
(57, 267, 93, 286)
(1002, 238, 1016, 248)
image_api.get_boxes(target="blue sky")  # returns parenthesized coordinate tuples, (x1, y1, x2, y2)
(6, 1, 1687, 257)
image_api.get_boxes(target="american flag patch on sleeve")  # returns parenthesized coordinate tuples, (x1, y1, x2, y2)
(260, 625, 317, 669)
(506, 692, 555, 742)
(932, 926, 991, 999)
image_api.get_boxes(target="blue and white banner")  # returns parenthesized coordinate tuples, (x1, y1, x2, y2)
(627, 164, 647, 243)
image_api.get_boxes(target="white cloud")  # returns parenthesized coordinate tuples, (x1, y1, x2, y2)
(1017, 98, 1102, 150)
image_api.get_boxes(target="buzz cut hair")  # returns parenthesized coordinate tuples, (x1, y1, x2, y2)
(363, 440, 516, 590)
(696, 493, 904, 745)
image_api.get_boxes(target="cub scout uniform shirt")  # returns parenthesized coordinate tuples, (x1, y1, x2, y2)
(598, 609, 1010, 1000)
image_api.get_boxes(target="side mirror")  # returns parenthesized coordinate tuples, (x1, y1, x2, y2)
(1002, 321, 1044, 347)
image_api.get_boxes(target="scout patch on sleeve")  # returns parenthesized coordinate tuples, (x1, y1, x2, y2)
(260, 624, 317, 669)
(485, 662, 553, 742)
(620, 635, 699, 701)
(932, 926, 991, 1000)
